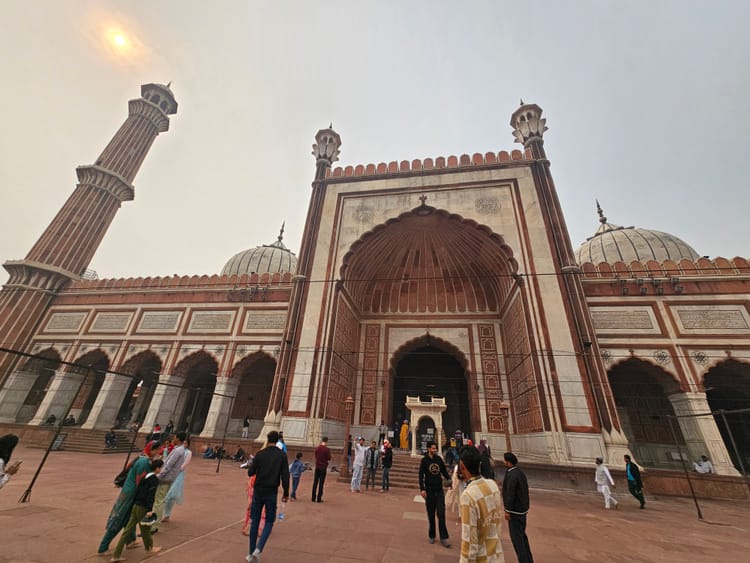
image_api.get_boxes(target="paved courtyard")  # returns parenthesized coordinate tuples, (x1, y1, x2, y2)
(1, 446, 749, 562)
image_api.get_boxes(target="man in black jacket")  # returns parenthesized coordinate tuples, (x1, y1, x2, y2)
(624, 454, 645, 509)
(247, 431, 290, 562)
(501, 452, 533, 563)
(419, 441, 452, 548)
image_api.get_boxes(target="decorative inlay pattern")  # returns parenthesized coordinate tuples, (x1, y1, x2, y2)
(359, 325, 381, 425)
(478, 324, 505, 432)
(326, 299, 359, 421)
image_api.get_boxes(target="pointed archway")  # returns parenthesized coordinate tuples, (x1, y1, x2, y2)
(608, 358, 687, 468)
(231, 352, 276, 426)
(69, 349, 110, 425)
(116, 350, 163, 427)
(16, 348, 62, 423)
(172, 351, 218, 435)
(388, 335, 474, 441)
(704, 360, 750, 473)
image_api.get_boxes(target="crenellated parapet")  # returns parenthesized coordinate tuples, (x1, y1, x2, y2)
(68, 271, 295, 292)
(326, 149, 532, 180)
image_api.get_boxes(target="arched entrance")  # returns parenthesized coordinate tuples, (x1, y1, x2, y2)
(390, 336, 472, 441)
(705, 360, 750, 473)
(17, 348, 61, 423)
(231, 352, 276, 424)
(172, 351, 218, 435)
(116, 351, 162, 427)
(69, 349, 110, 425)
(608, 358, 687, 468)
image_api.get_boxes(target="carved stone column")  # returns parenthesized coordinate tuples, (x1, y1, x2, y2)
(81, 373, 131, 430)
(200, 378, 239, 438)
(0, 370, 39, 422)
(141, 374, 184, 433)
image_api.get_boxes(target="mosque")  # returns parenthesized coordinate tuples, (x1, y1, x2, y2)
(0, 83, 748, 480)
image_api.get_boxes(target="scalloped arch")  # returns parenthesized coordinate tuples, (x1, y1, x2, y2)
(341, 205, 518, 314)
(389, 334, 469, 376)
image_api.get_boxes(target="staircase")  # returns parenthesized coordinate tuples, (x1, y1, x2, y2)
(337, 449, 434, 490)
(27, 428, 141, 454)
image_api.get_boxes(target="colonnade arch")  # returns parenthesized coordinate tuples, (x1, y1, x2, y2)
(172, 351, 218, 435)
(68, 349, 110, 425)
(231, 352, 276, 423)
(116, 350, 163, 427)
(704, 360, 750, 473)
(16, 348, 62, 423)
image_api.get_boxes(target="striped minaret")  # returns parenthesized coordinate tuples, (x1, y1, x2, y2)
(0, 83, 177, 384)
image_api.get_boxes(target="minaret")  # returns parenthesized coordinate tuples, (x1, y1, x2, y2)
(263, 126, 341, 431)
(0, 83, 177, 384)
(510, 102, 623, 445)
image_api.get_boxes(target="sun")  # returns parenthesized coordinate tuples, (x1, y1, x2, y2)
(113, 33, 127, 47)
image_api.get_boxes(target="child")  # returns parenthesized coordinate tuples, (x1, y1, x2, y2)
(110, 459, 164, 562)
(289, 452, 304, 501)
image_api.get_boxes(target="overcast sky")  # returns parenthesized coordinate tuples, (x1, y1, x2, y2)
(1, 1, 748, 285)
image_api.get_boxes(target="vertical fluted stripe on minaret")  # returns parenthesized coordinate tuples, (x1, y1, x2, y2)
(96, 111, 161, 184)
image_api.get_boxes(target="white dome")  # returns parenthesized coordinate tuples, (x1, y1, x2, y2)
(576, 204, 700, 265)
(221, 227, 297, 276)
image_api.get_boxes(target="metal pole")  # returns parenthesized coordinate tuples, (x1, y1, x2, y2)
(19, 366, 93, 503)
(186, 388, 201, 440)
(120, 423, 142, 473)
(718, 410, 748, 476)
(667, 415, 703, 520)
(216, 393, 236, 474)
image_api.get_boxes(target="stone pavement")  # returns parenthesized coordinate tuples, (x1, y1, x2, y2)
(1, 446, 749, 562)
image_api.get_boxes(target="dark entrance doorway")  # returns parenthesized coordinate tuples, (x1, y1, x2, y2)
(705, 360, 750, 473)
(393, 345, 470, 439)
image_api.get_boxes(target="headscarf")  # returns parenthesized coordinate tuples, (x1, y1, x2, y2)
(143, 440, 162, 458)
(0, 434, 19, 463)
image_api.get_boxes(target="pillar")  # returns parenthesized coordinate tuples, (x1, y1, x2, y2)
(28, 368, 83, 425)
(81, 373, 131, 430)
(669, 392, 739, 476)
(141, 374, 184, 433)
(0, 370, 41, 422)
(200, 378, 238, 438)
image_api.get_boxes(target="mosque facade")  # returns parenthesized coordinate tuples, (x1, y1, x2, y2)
(0, 84, 747, 476)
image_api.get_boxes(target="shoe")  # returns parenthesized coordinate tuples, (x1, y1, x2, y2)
(126, 541, 142, 549)
(317, 499, 323, 503)
(640, 504, 645, 509)
(160, 516, 170, 523)
(248, 548, 261, 562)
(429, 538, 435, 544)
(140, 514, 158, 527)
(440, 539, 451, 548)
(146, 546, 163, 555)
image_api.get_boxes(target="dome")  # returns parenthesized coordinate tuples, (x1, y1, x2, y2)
(221, 225, 297, 276)
(576, 203, 700, 265)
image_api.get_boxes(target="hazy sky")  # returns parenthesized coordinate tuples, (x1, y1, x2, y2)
(1, 1, 748, 284)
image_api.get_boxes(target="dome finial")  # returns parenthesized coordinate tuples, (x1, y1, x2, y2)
(278, 221, 285, 242)
(596, 199, 607, 224)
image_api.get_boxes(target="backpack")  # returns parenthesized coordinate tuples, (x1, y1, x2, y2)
(114, 459, 135, 487)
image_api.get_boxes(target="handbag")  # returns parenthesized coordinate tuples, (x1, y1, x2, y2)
(114, 459, 134, 487)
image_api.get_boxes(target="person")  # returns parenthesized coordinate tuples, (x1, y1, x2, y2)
(109, 458, 164, 562)
(346, 434, 353, 472)
(501, 452, 533, 563)
(242, 416, 251, 439)
(350, 436, 366, 492)
(459, 445, 504, 563)
(378, 420, 388, 446)
(246, 430, 289, 563)
(380, 439, 393, 492)
(163, 438, 193, 522)
(127, 421, 139, 433)
(276, 432, 287, 454)
(312, 436, 331, 502)
(364, 440, 380, 491)
(454, 428, 464, 449)
(0, 434, 21, 490)
(594, 457, 618, 510)
(150, 423, 162, 443)
(478, 439, 495, 480)
(64, 414, 76, 426)
(288, 451, 305, 501)
(44, 413, 57, 426)
(694, 455, 714, 474)
(233, 446, 247, 462)
(202, 444, 214, 459)
(164, 420, 174, 437)
(624, 454, 645, 509)
(400, 420, 409, 450)
(241, 474, 265, 536)
(445, 463, 461, 514)
(151, 432, 188, 532)
(105, 429, 117, 449)
(419, 440, 452, 548)
(97, 440, 164, 555)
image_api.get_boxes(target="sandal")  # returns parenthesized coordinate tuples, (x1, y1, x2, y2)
(126, 541, 142, 549)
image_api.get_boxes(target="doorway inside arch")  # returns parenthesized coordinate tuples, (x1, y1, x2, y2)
(173, 351, 218, 436)
(705, 360, 750, 473)
(392, 345, 470, 440)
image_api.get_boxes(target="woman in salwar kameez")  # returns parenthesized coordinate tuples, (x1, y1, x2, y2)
(97, 441, 164, 555)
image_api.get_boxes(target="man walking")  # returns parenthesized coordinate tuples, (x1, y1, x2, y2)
(364, 440, 380, 491)
(594, 457, 618, 510)
(151, 431, 188, 532)
(501, 452, 533, 563)
(247, 431, 290, 562)
(459, 446, 504, 562)
(312, 436, 331, 502)
(419, 441, 452, 548)
(624, 454, 645, 509)
(242, 416, 250, 439)
(350, 437, 366, 492)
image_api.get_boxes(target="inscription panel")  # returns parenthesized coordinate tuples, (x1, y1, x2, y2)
(590, 306, 660, 335)
(244, 311, 286, 331)
(90, 312, 132, 333)
(673, 305, 750, 334)
(44, 312, 87, 333)
(187, 311, 235, 333)
(138, 311, 182, 333)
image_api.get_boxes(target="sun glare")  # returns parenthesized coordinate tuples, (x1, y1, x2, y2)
(113, 33, 127, 47)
